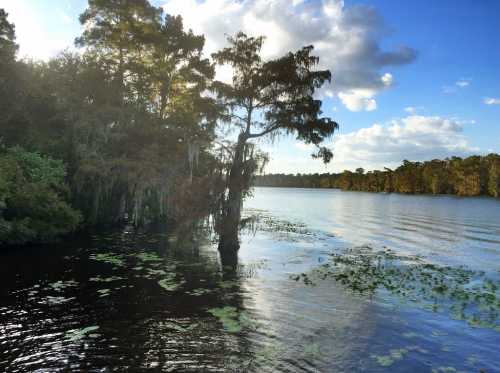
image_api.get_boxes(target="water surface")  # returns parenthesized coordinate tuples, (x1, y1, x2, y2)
(0, 187, 499, 372)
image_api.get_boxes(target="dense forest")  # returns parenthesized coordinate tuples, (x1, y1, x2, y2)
(255, 155, 500, 197)
(0, 1, 337, 251)
(0, 4, 223, 245)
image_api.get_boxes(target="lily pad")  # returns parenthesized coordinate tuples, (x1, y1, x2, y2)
(90, 253, 126, 267)
(65, 326, 100, 342)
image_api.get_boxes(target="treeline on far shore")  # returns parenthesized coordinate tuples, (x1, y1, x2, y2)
(254, 154, 500, 197)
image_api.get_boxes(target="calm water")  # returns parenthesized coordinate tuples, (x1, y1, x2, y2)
(1, 187, 499, 372)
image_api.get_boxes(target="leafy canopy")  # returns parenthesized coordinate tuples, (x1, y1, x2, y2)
(212, 32, 338, 162)
(0, 147, 81, 245)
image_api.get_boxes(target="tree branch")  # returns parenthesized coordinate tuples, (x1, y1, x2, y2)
(247, 123, 281, 139)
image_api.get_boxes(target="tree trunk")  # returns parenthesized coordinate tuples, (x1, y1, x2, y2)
(218, 134, 247, 268)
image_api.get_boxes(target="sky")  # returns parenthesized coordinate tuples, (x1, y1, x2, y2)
(1, 0, 499, 174)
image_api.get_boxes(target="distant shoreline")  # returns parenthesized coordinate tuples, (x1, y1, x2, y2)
(252, 184, 500, 199)
(254, 154, 500, 198)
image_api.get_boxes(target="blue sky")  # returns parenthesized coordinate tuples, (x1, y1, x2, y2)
(1, 0, 499, 173)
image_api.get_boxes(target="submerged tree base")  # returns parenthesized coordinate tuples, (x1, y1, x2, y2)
(218, 240, 240, 275)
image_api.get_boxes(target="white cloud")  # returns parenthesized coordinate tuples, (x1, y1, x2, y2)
(455, 78, 471, 87)
(404, 106, 424, 114)
(262, 114, 478, 174)
(338, 89, 377, 111)
(484, 97, 500, 105)
(1, 0, 71, 60)
(443, 78, 471, 94)
(162, 0, 416, 111)
(330, 115, 478, 171)
(381, 73, 393, 86)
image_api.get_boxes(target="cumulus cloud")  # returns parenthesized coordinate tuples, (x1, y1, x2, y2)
(484, 97, 500, 105)
(330, 115, 478, 171)
(162, 0, 417, 111)
(338, 90, 377, 111)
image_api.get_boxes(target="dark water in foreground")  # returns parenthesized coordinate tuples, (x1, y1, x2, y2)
(1, 187, 499, 372)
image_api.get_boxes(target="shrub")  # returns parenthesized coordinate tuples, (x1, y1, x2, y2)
(0, 147, 81, 245)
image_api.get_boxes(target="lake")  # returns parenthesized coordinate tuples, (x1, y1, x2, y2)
(1, 187, 499, 372)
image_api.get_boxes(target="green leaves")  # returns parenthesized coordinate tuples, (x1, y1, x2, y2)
(212, 32, 338, 162)
(0, 147, 81, 246)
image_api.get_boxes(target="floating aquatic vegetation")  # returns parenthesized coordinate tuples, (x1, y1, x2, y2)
(134, 252, 163, 262)
(146, 269, 167, 277)
(292, 246, 500, 331)
(207, 306, 242, 333)
(89, 276, 125, 283)
(47, 280, 78, 291)
(158, 275, 185, 292)
(303, 342, 322, 359)
(89, 253, 126, 267)
(217, 281, 238, 290)
(161, 321, 199, 333)
(207, 306, 257, 334)
(237, 259, 269, 278)
(371, 348, 409, 367)
(248, 343, 283, 369)
(241, 210, 315, 242)
(187, 288, 213, 296)
(65, 326, 100, 342)
(40, 296, 75, 305)
(97, 289, 111, 297)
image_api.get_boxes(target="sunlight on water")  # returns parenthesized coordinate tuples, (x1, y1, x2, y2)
(0, 187, 499, 372)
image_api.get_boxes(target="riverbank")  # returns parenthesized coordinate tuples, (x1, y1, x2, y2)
(255, 154, 500, 198)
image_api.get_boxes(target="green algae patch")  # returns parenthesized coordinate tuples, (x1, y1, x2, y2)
(65, 326, 100, 342)
(90, 253, 126, 267)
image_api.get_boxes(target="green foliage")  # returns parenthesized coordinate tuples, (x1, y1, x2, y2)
(0, 147, 81, 245)
(1, 1, 340, 246)
(212, 32, 338, 162)
(0, 9, 17, 59)
(256, 154, 500, 197)
(0, 1, 222, 229)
